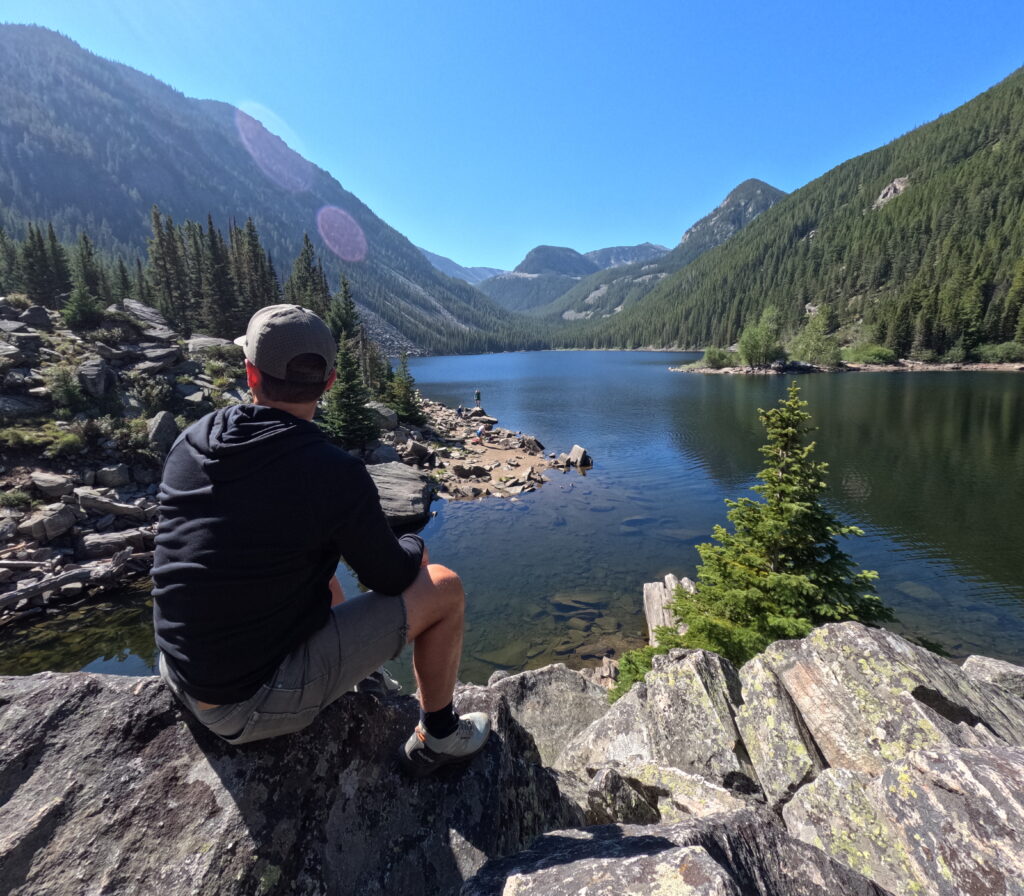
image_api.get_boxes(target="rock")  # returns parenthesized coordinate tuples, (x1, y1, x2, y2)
(784, 747, 1024, 896)
(95, 463, 131, 488)
(18, 305, 52, 329)
(74, 487, 150, 522)
(0, 394, 49, 420)
(367, 444, 403, 464)
(366, 401, 399, 430)
(735, 645, 824, 808)
(79, 527, 153, 558)
(29, 471, 75, 500)
(141, 345, 184, 370)
(567, 444, 591, 467)
(146, 410, 180, 456)
(452, 463, 490, 479)
(366, 462, 434, 526)
(583, 766, 661, 825)
(187, 336, 231, 354)
(15, 503, 76, 543)
(556, 648, 758, 795)
(0, 340, 25, 367)
(461, 809, 892, 896)
(76, 358, 116, 398)
(749, 622, 1024, 777)
(488, 664, 610, 766)
(962, 653, 1024, 699)
(0, 673, 582, 896)
(619, 762, 752, 822)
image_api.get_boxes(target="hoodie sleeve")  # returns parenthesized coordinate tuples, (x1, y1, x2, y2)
(331, 462, 425, 595)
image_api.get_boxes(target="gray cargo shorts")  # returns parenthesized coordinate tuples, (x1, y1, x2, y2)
(159, 590, 407, 745)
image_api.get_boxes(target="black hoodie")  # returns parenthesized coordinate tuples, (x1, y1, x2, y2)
(152, 404, 424, 704)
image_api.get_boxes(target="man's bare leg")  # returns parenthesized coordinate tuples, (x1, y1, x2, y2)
(401, 563, 465, 712)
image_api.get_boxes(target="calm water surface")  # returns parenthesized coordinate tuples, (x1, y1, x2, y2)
(2, 352, 1022, 684)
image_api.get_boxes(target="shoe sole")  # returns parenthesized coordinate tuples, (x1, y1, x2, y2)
(398, 744, 483, 779)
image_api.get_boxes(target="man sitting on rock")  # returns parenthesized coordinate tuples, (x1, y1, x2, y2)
(152, 303, 489, 776)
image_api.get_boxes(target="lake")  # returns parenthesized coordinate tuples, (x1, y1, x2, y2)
(2, 351, 1022, 686)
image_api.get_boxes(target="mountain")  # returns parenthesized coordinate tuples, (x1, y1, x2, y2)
(536, 179, 786, 321)
(417, 247, 504, 285)
(557, 69, 1024, 353)
(0, 24, 539, 354)
(584, 242, 669, 269)
(479, 242, 675, 313)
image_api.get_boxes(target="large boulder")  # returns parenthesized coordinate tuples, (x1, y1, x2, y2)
(15, 503, 76, 543)
(962, 653, 1024, 699)
(461, 809, 892, 896)
(366, 401, 399, 430)
(742, 623, 1024, 780)
(784, 747, 1024, 896)
(147, 410, 180, 456)
(76, 358, 116, 398)
(487, 664, 609, 766)
(366, 462, 434, 526)
(0, 674, 582, 896)
(555, 648, 759, 795)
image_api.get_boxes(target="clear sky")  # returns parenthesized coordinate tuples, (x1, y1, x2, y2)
(3, 1, 1024, 270)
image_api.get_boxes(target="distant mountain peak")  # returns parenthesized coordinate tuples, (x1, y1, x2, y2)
(681, 179, 786, 245)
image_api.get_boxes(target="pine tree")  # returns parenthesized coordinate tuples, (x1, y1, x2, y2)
(388, 353, 425, 425)
(322, 340, 380, 449)
(19, 223, 51, 305)
(663, 382, 887, 666)
(46, 223, 72, 297)
(326, 275, 358, 341)
(283, 233, 330, 317)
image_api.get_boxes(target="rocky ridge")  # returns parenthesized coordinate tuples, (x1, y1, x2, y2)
(2, 617, 1022, 895)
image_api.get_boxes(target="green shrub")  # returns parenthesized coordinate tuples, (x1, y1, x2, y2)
(608, 645, 664, 702)
(842, 343, 897, 365)
(126, 373, 175, 417)
(700, 347, 734, 369)
(44, 364, 88, 412)
(61, 284, 106, 330)
(738, 307, 785, 367)
(0, 489, 33, 509)
(976, 341, 1024, 363)
(45, 432, 85, 457)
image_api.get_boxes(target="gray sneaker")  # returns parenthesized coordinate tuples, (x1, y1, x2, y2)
(400, 712, 491, 778)
(355, 666, 402, 697)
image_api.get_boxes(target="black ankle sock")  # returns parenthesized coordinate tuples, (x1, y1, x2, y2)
(421, 702, 459, 739)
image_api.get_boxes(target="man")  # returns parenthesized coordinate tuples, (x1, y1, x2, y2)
(152, 304, 489, 776)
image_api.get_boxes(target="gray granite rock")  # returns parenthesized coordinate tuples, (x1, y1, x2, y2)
(95, 463, 131, 488)
(146, 410, 180, 456)
(962, 653, 1024, 699)
(556, 648, 759, 795)
(487, 664, 609, 766)
(29, 471, 75, 500)
(784, 747, 1024, 896)
(74, 487, 150, 521)
(750, 623, 1024, 777)
(366, 461, 433, 526)
(366, 401, 399, 430)
(18, 305, 52, 329)
(0, 674, 583, 896)
(76, 358, 116, 398)
(15, 503, 76, 542)
(461, 810, 892, 896)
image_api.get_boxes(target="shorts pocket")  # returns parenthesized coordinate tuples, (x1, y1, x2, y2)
(222, 705, 321, 746)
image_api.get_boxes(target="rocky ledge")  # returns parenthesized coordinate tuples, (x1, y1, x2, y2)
(2, 621, 1022, 895)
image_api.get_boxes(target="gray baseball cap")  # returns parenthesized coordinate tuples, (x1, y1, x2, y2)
(233, 304, 337, 381)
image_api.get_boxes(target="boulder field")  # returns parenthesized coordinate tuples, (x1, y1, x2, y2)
(2, 621, 1023, 895)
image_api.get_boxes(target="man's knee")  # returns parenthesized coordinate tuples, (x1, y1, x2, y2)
(403, 563, 464, 639)
(425, 563, 464, 611)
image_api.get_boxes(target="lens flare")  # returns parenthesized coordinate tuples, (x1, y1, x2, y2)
(234, 107, 314, 194)
(317, 206, 368, 262)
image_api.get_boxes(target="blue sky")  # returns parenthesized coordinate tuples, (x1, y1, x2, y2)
(4, 1, 1024, 270)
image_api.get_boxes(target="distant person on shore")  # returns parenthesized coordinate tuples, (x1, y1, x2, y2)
(456, 404, 464, 419)
(474, 388, 481, 407)
(151, 303, 489, 775)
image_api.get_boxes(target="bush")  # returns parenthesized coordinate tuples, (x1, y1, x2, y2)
(738, 307, 785, 367)
(842, 343, 897, 365)
(608, 645, 664, 702)
(0, 489, 33, 509)
(126, 373, 175, 417)
(976, 342, 1024, 363)
(789, 314, 842, 367)
(61, 284, 106, 330)
(44, 364, 88, 412)
(45, 432, 85, 458)
(699, 347, 734, 369)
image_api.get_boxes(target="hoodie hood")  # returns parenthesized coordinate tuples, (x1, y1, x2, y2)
(182, 404, 325, 482)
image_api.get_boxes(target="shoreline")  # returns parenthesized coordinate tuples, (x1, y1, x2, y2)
(671, 360, 1024, 374)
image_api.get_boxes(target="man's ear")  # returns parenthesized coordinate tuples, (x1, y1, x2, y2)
(324, 368, 337, 391)
(245, 359, 261, 391)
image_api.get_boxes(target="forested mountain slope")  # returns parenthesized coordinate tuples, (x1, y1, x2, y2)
(558, 68, 1024, 352)
(537, 180, 785, 321)
(0, 25, 539, 354)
